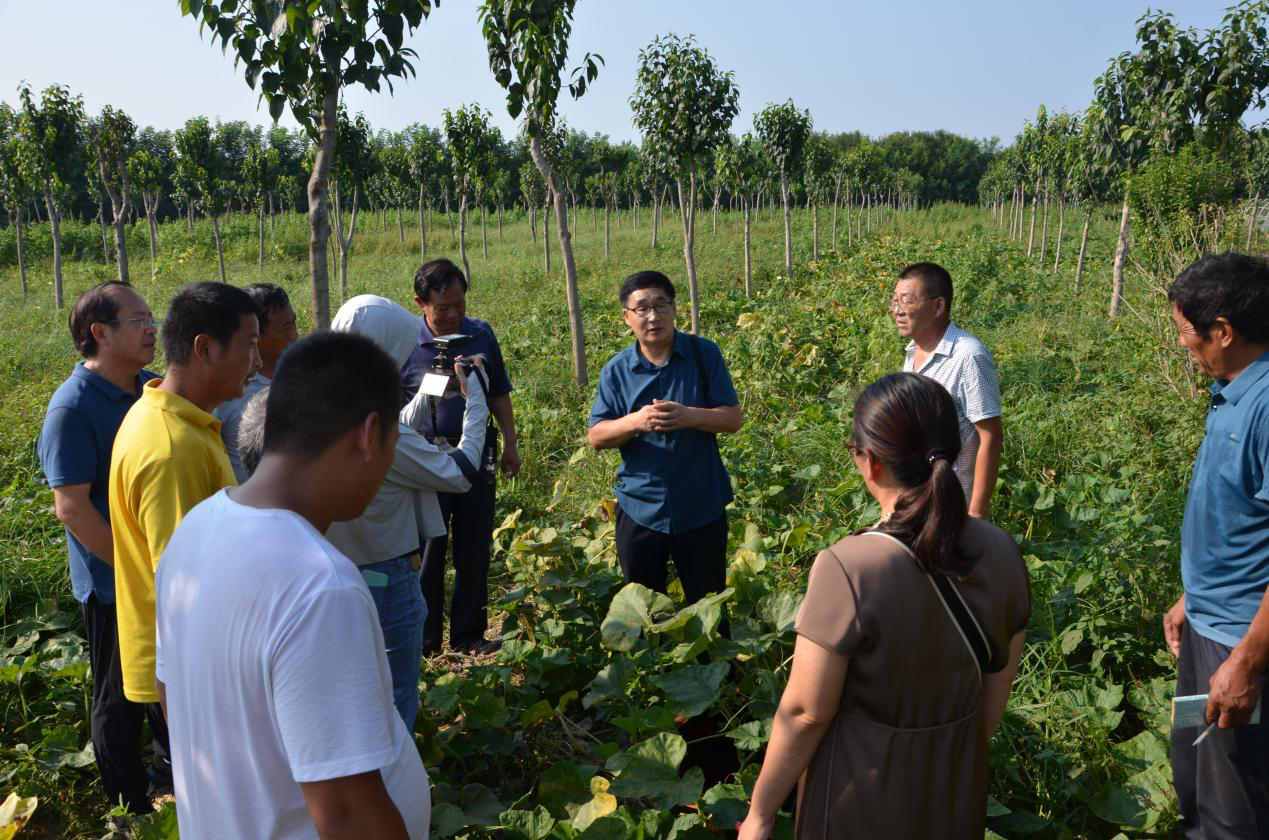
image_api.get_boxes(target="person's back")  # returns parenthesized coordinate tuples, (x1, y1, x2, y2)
(156, 490, 429, 840)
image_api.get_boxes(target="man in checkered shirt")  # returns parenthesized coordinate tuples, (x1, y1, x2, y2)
(891, 262, 1003, 519)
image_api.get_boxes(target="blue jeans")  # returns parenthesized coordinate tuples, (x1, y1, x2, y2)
(362, 555, 426, 728)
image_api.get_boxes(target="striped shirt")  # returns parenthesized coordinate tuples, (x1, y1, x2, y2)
(903, 322, 1001, 502)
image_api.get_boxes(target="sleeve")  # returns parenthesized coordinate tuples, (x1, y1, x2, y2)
(793, 548, 865, 657)
(39, 406, 97, 488)
(270, 585, 399, 783)
(1002, 534, 1032, 636)
(1254, 402, 1269, 503)
(587, 364, 623, 428)
(483, 328, 513, 397)
(704, 341, 739, 407)
(961, 350, 1002, 424)
(135, 456, 217, 570)
(389, 423, 478, 493)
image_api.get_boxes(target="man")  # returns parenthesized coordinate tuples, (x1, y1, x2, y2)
(891, 262, 1002, 518)
(155, 332, 430, 840)
(110, 281, 260, 705)
(38, 282, 168, 813)
(401, 258, 516, 654)
(1163, 252, 1269, 838)
(214, 283, 299, 483)
(588, 271, 742, 610)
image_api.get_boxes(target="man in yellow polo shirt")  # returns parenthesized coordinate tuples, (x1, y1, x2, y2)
(111, 281, 261, 703)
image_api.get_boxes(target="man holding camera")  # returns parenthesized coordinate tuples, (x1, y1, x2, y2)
(588, 271, 743, 611)
(401, 258, 517, 655)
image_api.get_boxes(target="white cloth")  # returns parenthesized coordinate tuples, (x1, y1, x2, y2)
(328, 295, 487, 559)
(155, 490, 430, 840)
(212, 371, 270, 483)
(903, 321, 1001, 501)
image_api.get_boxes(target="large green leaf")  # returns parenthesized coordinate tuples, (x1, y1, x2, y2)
(501, 805, 556, 840)
(606, 732, 703, 808)
(650, 661, 729, 717)
(601, 583, 673, 651)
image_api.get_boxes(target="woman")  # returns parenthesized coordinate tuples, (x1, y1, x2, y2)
(737, 372, 1029, 839)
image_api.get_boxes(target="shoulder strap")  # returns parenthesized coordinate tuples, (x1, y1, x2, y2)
(689, 333, 714, 408)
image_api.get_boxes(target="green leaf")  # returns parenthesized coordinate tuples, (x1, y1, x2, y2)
(601, 583, 674, 651)
(431, 802, 466, 838)
(501, 805, 556, 840)
(758, 589, 802, 633)
(701, 782, 748, 828)
(726, 717, 772, 751)
(606, 732, 702, 808)
(650, 661, 729, 717)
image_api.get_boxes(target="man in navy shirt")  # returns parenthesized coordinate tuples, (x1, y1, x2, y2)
(588, 271, 742, 612)
(401, 258, 517, 654)
(38, 281, 169, 812)
(1163, 252, 1269, 837)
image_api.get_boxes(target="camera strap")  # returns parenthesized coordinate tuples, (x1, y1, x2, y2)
(689, 334, 721, 456)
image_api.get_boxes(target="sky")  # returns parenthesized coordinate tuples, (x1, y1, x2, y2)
(0, 1, 1241, 144)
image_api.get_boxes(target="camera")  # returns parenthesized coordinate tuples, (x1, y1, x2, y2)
(423, 333, 473, 400)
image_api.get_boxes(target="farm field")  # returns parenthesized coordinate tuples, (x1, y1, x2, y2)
(0, 201, 1215, 838)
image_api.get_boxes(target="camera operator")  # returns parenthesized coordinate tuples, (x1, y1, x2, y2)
(401, 259, 516, 656)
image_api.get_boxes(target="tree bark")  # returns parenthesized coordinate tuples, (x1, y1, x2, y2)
(306, 85, 337, 330)
(14, 208, 26, 296)
(743, 198, 751, 297)
(1026, 189, 1037, 257)
(529, 135, 586, 387)
(480, 202, 488, 258)
(652, 192, 660, 249)
(258, 204, 265, 268)
(677, 167, 701, 334)
(780, 171, 793, 278)
(1053, 199, 1065, 271)
(45, 187, 64, 309)
(418, 186, 428, 258)
(1109, 200, 1130, 318)
(831, 178, 841, 251)
(397, 206, 404, 243)
(211, 214, 227, 283)
(812, 203, 819, 261)
(95, 150, 131, 284)
(603, 201, 610, 260)
(543, 200, 551, 274)
(458, 191, 471, 283)
(1247, 193, 1261, 251)
(1039, 186, 1050, 263)
(1074, 208, 1091, 295)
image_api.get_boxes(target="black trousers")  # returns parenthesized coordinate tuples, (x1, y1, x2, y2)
(421, 479, 496, 649)
(1172, 621, 1269, 839)
(614, 506, 728, 610)
(81, 595, 170, 813)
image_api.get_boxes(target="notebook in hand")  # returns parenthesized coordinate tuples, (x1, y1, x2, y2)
(1172, 694, 1263, 729)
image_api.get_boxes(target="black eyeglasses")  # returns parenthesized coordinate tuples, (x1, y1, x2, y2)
(624, 300, 674, 318)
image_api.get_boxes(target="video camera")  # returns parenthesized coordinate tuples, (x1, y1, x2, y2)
(421, 333, 474, 401)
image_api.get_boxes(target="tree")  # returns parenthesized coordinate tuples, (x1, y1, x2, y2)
(754, 99, 811, 279)
(331, 109, 376, 295)
(85, 106, 137, 283)
(15, 83, 84, 309)
(801, 132, 834, 261)
(442, 104, 495, 284)
(241, 139, 279, 267)
(127, 148, 165, 271)
(630, 33, 739, 334)
(479, 0, 603, 387)
(378, 131, 414, 244)
(174, 117, 232, 282)
(1245, 129, 1269, 249)
(406, 123, 444, 258)
(181, 0, 439, 329)
(0, 103, 33, 295)
(716, 133, 765, 296)
(519, 158, 548, 270)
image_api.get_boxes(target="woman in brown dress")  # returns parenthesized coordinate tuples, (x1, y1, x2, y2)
(737, 372, 1030, 840)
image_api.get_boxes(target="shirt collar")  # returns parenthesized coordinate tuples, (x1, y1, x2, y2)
(140, 379, 222, 431)
(72, 361, 148, 402)
(629, 330, 687, 371)
(1212, 349, 1269, 406)
(418, 315, 472, 346)
(904, 322, 962, 360)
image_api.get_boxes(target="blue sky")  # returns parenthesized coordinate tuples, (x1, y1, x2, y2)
(0, 1, 1240, 143)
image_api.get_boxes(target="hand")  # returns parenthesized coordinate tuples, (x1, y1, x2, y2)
(628, 403, 662, 434)
(1164, 595, 1186, 658)
(649, 399, 694, 432)
(456, 353, 487, 373)
(736, 811, 775, 840)
(501, 444, 521, 478)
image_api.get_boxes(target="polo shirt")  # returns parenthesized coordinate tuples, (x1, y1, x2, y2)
(588, 330, 739, 534)
(110, 380, 237, 702)
(400, 316, 512, 441)
(904, 322, 1002, 501)
(37, 363, 160, 604)
(213, 371, 271, 484)
(1181, 350, 1269, 648)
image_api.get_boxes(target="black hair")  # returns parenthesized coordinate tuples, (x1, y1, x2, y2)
(619, 270, 676, 305)
(263, 332, 400, 463)
(413, 258, 468, 303)
(898, 262, 954, 312)
(69, 281, 130, 358)
(852, 372, 970, 578)
(1168, 251, 1269, 344)
(243, 283, 292, 332)
(161, 282, 259, 368)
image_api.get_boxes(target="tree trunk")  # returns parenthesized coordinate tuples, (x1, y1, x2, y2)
(543, 201, 551, 274)
(1026, 190, 1037, 257)
(306, 85, 337, 330)
(96, 152, 131, 283)
(269, 192, 275, 233)
(743, 198, 751, 298)
(711, 192, 718, 235)
(1074, 208, 1091, 295)
(397, 206, 404, 243)
(418, 186, 428, 258)
(530, 204, 537, 244)
(96, 200, 110, 262)
(652, 193, 660, 249)
(458, 192, 471, 283)
(604, 202, 610, 260)
(339, 186, 360, 295)
(14, 208, 26, 296)
(676, 170, 702, 334)
(211, 214, 227, 283)
(812, 203, 819, 261)
(45, 188, 64, 308)
(1109, 200, 1130, 318)
(781, 172, 793, 278)
(480, 202, 488, 258)
(1039, 186, 1050, 262)
(831, 179, 841, 251)
(258, 204, 265, 268)
(529, 135, 586, 387)
(498, 204, 503, 240)
(1053, 199, 1065, 270)
(1247, 192, 1261, 251)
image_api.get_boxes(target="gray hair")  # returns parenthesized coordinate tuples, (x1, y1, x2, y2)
(238, 387, 270, 478)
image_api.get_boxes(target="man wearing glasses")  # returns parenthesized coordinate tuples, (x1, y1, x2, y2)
(38, 282, 169, 813)
(588, 271, 743, 611)
(891, 262, 1002, 519)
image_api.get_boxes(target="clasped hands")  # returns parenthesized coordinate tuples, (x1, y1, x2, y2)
(631, 398, 696, 433)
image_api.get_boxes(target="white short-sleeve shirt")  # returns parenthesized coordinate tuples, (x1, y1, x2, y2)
(156, 489, 430, 840)
(903, 322, 1002, 501)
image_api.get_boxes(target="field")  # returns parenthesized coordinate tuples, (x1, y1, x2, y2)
(0, 201, 1212, 838)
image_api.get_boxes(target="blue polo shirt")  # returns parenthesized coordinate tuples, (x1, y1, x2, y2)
(400, 315, 512, 440)
(588, 330, 738, 534)
(1182, 350, 1269, 647)
(37, 363, 160, 604)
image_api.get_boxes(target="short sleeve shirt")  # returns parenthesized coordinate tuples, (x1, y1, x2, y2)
(588, 331, 739, 534)
(400, 315, 512, 440)
(37, 363, 160, 603)
(904, 322, 1002, 501)
(1182, 351, 1269, 647)
(213, 371, 271, 484)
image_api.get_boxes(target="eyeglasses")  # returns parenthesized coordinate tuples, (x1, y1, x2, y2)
(888, 297, 938, 314)
(105, 315, 158, 329)
(624, 300, 674, 318)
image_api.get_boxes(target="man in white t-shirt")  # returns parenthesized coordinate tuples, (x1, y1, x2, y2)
(155, 332, 430, 840)
(891, 261, 1003, 519)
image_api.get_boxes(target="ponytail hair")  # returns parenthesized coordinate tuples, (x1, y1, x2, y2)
(851, 372, 971, 578)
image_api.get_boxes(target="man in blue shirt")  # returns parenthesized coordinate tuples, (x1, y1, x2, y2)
(38, 281, 169, 813)
(1163, 252, 1269, 838)
(401, 258, 517, 654)
(588, 271, 742, 612)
